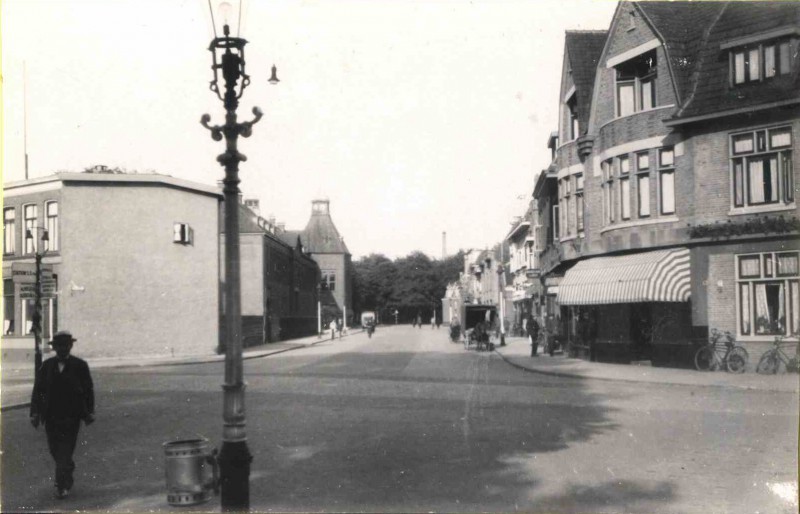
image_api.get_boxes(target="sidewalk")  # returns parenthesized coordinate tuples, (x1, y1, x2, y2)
(1, 329, 363, 412)
(495, 336, 799, 393)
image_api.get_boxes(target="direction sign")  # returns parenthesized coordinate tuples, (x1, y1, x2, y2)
(11, 262, 54, 284)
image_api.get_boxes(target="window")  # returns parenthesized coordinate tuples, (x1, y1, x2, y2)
(602, 160, 614, 224)
(731, 126, 793, 208)
(23, 205, 37, 254)
(3, 279, 14, 335)
(732, 40, 793, 85)
(737, 251, 799, 337)
(638, 174, 650, 218)
(3, 208, 15, 255)
(173, 222, 194, 245)
(636, 152, 649, 171)
(320, 270, 336, 291)
(616, 50, 657, 116)
(576, 174, 585, 233)
(659, 148, 675, 215)
(620, 177, 631, 220)
(566, 94, 579, 140)
(45, 202, 58, 251)
(552, 205, 560, 241)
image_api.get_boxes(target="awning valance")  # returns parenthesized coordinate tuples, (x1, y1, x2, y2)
(557, 248, 691, 305)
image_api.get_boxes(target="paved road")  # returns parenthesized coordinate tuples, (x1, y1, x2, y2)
(2, 326, 797, 513)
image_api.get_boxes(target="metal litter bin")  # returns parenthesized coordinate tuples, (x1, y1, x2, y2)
(163, 437, 218, 506)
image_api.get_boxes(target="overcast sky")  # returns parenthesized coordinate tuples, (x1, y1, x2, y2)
(2, 0, 617, 260)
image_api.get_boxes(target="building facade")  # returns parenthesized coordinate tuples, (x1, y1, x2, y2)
(280, 199, 353, 328)
(223, 198, 320, 347)
(3, 171, 221, 360)
(540, 1, 799, 365)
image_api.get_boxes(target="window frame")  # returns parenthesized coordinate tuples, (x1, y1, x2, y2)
(3, 207, 16, 255)
(45, 201, 59, 251)
(658, 148, 676, 216)
(731, 38, 794, 85)
(23, 204, 37, 254)
(730, 125, 793, 209)
(615, 50, 658, 117)
(736, 251, 800, 338)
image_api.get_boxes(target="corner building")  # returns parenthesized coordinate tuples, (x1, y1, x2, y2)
(545, 2, 799, 365)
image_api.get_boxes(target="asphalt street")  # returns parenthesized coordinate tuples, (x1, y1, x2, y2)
(1, 325, 797, 513)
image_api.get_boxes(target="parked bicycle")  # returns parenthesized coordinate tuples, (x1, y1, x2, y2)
(694, 329, 748, 373)
(756, 334, 800, 374)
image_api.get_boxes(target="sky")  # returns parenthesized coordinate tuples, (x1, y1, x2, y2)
(2, 0, 618, 260)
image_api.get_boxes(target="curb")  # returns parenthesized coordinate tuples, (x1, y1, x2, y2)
(1, 330, 363, 412)
(493, 348, 798, 392)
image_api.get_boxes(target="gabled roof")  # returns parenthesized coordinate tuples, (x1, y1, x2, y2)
(635, 1, 800, 122)
(635, 1, 727, 106)
(565, 30, 608, 129)
(302, 209, 350, 254)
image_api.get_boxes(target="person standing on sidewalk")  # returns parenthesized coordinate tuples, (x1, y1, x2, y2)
(30, 331, 95, 499)
(527, 313, 540, 357)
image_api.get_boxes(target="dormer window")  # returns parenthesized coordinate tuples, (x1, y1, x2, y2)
(731, 40, 792, 84)
(616, 50, 657, 116)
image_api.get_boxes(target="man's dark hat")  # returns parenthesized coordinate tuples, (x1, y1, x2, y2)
(51, 330, 77, 344)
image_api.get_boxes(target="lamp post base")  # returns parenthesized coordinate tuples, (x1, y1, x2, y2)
(218, 440, 253, 511)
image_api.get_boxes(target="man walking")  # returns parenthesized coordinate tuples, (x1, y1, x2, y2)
(527, 313, 540, 357)
(30, 331, 95, 499)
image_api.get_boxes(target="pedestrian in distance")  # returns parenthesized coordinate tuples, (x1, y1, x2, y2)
(30, 331, 95, 500)
(330, 320, 336, 340)
(527, 313, 540, 357)
(337, 318, 343, 340)
(431, 315, 435, 329)
(416, 313, 422, 329)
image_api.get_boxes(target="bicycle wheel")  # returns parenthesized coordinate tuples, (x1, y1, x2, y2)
(725, 347, 748, 373)
(756, 352, 779, 374)
(694, 346, 716, 371)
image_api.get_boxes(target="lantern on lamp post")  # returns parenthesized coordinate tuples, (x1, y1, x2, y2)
(200, 0, 279, 509)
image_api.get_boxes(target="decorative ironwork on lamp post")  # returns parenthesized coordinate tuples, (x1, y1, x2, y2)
(25, 227, 49, 372)
(200, 1, 278, 509)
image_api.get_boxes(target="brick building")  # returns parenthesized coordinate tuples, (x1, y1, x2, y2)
(279, 199, 353, 328)
(222, 198, 320, 347)
(2, 170, 221, 360)
(540, 1, 799, 365)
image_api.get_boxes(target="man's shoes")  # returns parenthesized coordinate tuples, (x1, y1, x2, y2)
(55, 488, 69, 499)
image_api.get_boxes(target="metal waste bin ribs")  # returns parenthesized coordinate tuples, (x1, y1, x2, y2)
(163, 437, 218, 506)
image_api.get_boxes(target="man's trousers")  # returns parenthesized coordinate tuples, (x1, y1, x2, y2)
(45, 418, 81, 490)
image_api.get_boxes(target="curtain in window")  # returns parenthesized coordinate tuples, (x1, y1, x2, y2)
(734, 52, 746, 83)
(660, 171, 675, 214)
(740, 284, 751, 335)
(778, 253, 799, 275)
(641, 79, 653, 110)
(765, 45, 776, 77)
(749, 159, 765, 203)
(733, 161, 744, 206)
(740, 256, 761, 277)
(779, 42, 791, 74)
(755, 283, 770, 333)
(638, 175, 650, 216)
(779, 284, 785, 331)
(621, 178, 631, 219)
(748, 48, 760, 81)
(791, 281, 799, 334)
(618, 84, 634, 116)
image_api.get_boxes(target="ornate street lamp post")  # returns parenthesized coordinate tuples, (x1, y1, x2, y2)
(200, 1, 278, 509)
(25, 227, 49, 372)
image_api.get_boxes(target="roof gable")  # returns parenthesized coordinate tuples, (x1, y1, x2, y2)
(564, 31, 608, 129)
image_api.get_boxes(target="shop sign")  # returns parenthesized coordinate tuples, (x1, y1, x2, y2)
(19, 281, 57, 298)
(11, 262, 53, 284)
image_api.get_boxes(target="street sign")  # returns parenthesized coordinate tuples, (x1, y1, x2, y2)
(20, 285, 56, 299)
(11, 262, 54, 284)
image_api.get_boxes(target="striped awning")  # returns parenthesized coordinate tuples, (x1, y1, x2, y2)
(557, 248, 691, 305)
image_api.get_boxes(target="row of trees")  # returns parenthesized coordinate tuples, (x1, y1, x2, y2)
(352, 251, 465, 324)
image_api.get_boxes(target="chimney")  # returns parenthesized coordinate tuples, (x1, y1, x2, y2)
(244, 198, 261, 215)
(276, 222, 286, 233)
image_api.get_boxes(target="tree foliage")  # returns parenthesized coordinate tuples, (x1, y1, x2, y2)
(352, 250, 465, 324)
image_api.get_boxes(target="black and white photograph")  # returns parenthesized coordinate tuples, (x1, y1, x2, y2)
(1, 0, 798, 512)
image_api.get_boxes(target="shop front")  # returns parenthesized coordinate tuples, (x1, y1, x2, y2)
(557, 248, 693, 364)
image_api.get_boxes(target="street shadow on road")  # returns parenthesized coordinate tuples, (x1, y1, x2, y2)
(1, 343, 679, 513)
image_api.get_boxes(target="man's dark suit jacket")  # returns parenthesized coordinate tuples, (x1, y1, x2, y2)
(30, 355, 95, 421)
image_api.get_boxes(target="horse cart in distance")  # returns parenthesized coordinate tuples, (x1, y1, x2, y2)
(456, 304, 498, 351)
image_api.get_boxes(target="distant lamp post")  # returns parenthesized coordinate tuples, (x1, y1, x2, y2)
(200, 0, 278, 509)
(25, 227, 49, 371)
